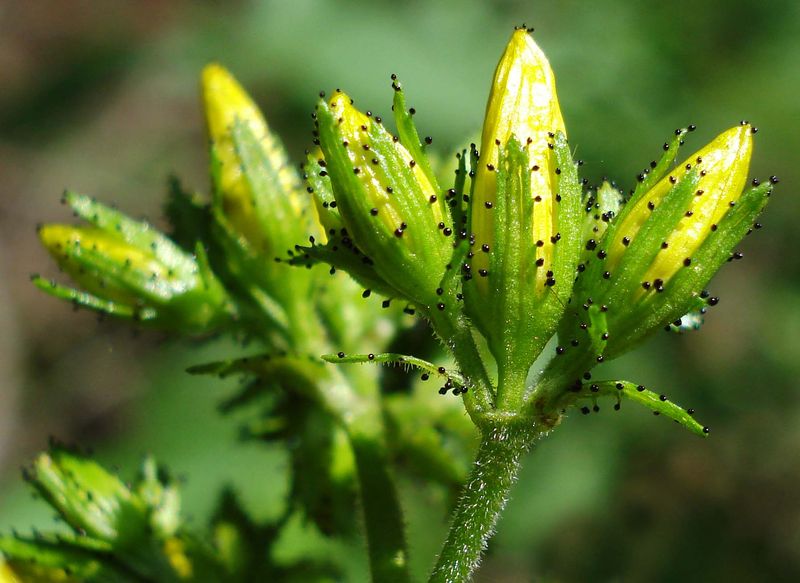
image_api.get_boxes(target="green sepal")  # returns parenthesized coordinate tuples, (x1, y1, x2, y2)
(392, 80, 441, 192)
(605, 170, 701, 307)
(573, 380, 708, 437)
(228, 119, 312, 255)
(549, 131, 584, 307)
(629, 127, 689, 205)
(31, 276, 144, 320)
(580, 181, 624, 266)
(466, 132, 582, 391)
(449, 147, 471, 231)
(466, 136, 536, 374)
(303, 152, 343, 235)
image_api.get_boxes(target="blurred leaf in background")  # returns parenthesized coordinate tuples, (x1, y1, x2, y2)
(1, 1, 798, 581)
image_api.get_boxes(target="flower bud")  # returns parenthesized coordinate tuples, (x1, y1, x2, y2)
(28, 446, 139, 542)
(201, 64, 308, 254)
(314, 91, 453, 306)
(567, 124, 768, 359)
(36, 193, 231, 334)
(470, 29, 566, 292)
(463, 30, 581, 383)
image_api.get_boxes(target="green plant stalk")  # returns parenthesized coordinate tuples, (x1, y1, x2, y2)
(429, 421, 543, 583)
(349, 427, 411, 583)
(281, 291, 411, 582)
(428, 307, 496, 421)
(338, 361, 411, 583)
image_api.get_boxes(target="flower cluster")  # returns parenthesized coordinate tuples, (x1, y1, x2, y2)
(298, 27, 773, 429)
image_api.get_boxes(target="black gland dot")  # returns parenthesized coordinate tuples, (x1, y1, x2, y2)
(485, 201, 493, 209)
(370, 208, 379, 216)
(337, 352, 345, 358)
(556, 346, 565, 355)
(481, 244, 490, 252)
(437, 302, 446, 311)
(683, 258, 692, 266)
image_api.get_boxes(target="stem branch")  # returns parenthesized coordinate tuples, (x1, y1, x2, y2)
(349, 428, 411, 583)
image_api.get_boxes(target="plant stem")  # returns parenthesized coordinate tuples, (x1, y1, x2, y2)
(339, 360, 410, 583)
(428, 308, 495, 420)
(429, 422, 542, 583)
(349, 426, 411, 583)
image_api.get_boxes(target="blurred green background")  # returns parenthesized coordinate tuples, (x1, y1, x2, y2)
(1, 1, 799, 581)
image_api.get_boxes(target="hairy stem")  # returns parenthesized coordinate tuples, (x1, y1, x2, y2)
(429, 422, 542, 583)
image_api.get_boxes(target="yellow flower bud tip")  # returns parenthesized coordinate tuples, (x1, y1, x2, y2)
(202, 63, 302, 248)
(320, 90, 444, 241)
(201, 63, 267, 142)
(608, 124, 753, 285)
(471, 29, 566, 291)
